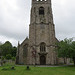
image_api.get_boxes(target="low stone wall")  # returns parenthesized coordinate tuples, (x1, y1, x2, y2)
(0, 59, 15, 66)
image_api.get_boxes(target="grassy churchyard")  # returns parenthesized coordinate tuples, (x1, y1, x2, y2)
(0, 63, 75, 75)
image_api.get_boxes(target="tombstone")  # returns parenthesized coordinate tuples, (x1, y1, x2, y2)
(11, 66, 15, 70)
(26, 66, 30, 70)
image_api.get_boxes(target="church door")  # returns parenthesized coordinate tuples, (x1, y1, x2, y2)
(40, 55, 46, 65)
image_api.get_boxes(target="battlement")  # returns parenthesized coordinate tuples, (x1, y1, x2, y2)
(32, 0, 51, 4)
(36, 0, 47, 2)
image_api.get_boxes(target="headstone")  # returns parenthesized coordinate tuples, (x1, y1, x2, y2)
(11, 66, 15, 70)
(26, 66, 30, 70)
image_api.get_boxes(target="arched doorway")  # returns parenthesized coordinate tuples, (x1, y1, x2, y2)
(40, 55, 46, 65)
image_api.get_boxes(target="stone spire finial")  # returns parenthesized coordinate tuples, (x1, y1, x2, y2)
(18, 41, 20, 46)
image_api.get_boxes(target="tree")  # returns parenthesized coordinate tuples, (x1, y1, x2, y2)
(11, 46, 17, 57)
(0, 42, 3, 56)
(0, 45, 2, 56)
(56, 38, 75, 65)
(1, 41, 12, 56)
(70, 41, 75, 65)
(12, 57, 16, 61)
(0, 41, 17, 64)
(6, 54, 12, 60)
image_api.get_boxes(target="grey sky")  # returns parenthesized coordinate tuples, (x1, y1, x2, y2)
(0, 0, 75, 46)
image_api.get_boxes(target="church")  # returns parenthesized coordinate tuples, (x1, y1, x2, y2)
(16, 0, 70, 65)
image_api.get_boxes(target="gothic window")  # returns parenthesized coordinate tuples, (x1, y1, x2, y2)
(40, 42, 46, 52)
(39, 7, 44, 15)
(23, 44, 28, 57)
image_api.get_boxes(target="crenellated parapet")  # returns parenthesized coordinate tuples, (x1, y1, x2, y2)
(32, 0, 51, 4)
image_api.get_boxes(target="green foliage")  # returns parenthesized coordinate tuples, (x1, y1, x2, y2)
(56, 38, 72, 58)
(11, 46, 17, 57)
(70, 41, 75, 57)
(0, 44, 2, 56)
(56, 38, 75, 65)
(6, 54, 12, 60)
(2, 67, 15, 71)
(0, 41, 17, 58)
(1, 56, 5, 60)
(12, 57, 16, 61)
(1, 41, 12, 56)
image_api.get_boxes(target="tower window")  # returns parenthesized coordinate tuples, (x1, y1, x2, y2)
(39, 7, 44, 15)
(40, 42, 46, 52)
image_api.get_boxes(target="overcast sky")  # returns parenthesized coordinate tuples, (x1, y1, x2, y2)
(0, 0, 75, 46)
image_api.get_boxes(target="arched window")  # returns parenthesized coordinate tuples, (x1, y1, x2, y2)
(39, 7, 44, 15)
(40, 42, 46, 52)
(23, 44, 28, 57)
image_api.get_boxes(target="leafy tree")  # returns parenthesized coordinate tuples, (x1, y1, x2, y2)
(0, 45, 2, 56)
(12, 57, 16, 61)
(0, 42, 3, 56)
(11, 46, 17, 57)
(70, 41, 75, 65)
(1, 41, 12, 56)
(56, 38, 75, 65)
(6, 54, 12, 60)
(1, 56, 5, 61)
(0, 41, 17, 59)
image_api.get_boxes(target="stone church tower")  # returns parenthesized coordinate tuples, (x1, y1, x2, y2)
(28, 0, 57, 65)
(16, 0, 67, 65)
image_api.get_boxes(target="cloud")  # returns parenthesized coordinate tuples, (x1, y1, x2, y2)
(0, 0, 75, 46)
(0, 0, 30, 46)
(52, 0, 75, 40)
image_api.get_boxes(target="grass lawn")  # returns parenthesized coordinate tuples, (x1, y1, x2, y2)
(0, 64, 75, 75)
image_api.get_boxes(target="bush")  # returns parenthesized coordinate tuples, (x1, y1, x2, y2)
(6, 54, 12, 60)
(2, 56, 5, 60)
(11, 57, 16, 61)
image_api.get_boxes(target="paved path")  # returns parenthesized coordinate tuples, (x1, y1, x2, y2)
(36, 63, 74, 67)
(36, 65, 60, 67)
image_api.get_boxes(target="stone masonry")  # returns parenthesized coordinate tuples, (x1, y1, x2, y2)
(16, 0, 70, 65)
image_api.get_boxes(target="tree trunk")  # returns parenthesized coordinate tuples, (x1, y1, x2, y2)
(73, 57, 75, 66)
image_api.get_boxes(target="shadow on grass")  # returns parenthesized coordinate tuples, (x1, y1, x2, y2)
(2, 66, 15, 71)
(67, 65, 75, 67)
